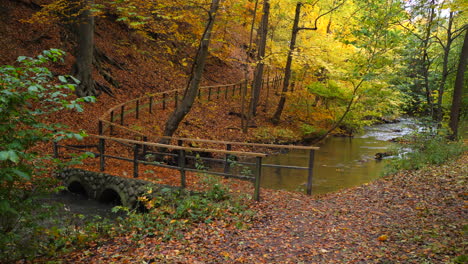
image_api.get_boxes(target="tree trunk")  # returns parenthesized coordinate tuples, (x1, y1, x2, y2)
(161, 0, 220, 142)
(421, 1, 436, 117)
(248, 0, 270, 118)
(242, 0, 260, 132)
(449, 27, 468, 139)
(271, 2, 302, 125)
(435, 12, 453, 123)
(72, 0, 97, 97)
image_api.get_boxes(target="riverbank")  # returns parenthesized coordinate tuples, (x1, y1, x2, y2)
(53, 151, 467, 263)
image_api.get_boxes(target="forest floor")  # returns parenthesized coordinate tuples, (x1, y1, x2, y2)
(56, 152, 467, 263)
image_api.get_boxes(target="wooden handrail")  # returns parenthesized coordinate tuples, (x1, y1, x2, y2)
(88, 134, 267, 157)
(160, 136, 320, 150)
(99, 120, 146, 137)
(100, 80, 249, 120)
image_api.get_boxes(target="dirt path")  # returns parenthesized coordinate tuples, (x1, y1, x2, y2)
(59, 153, 466, 263)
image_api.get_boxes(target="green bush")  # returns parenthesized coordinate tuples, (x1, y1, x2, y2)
(0, 49, 95, 261)
(384, 131, 466, 175)
(113, 179, 251, 242)
(254, 126, 300, 143)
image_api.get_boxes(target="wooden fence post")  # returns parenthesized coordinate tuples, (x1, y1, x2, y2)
(142, 136, 148, 157)
(223, 144, 232, 177)
(99, 137, 105, 172)
(217, 86, 220, 99)
(136, 99, 140, 119)
(98, 120, 103, 135)
(120, 105, 125, 125)
(53, 141, 59, 158)
(208, 87, 212, 101)
(224, 85, 228, 99)
(232, 84, 235, 96)
(179, 149, 186, 188)
(133, 144, 139, 178)
(110, 111, 115, 135)
(306, 149, 315, 195)
(149, 96, 153, 114)
(254, 156, 262, 202)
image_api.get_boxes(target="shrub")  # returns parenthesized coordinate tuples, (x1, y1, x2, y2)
(0, 50, 95, 261)
(254, 126, 300, 144)
(384, 130, 466, 175)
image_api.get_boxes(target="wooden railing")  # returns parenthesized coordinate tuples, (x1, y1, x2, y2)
(54, 134, 267, 201)
(56, 75, 321, 201)
(97, 77, 284, 139)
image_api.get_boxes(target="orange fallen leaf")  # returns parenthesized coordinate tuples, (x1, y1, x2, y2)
(378, 235, 388, 242)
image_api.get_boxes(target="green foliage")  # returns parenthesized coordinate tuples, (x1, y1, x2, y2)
(254, 126, 300, 144)
(0, 50, 95, 261)
(384, 130, 466, 175)
(114, 179, 250, 241)
(307, 81, 347, 101)
(452, 254, 468, 264)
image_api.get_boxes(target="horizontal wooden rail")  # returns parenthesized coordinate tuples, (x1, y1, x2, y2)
(88, 134, 267, 158)
(100, 80, 249, 121)
(160, 136, 320, 150)
(100, 120, 146, 137)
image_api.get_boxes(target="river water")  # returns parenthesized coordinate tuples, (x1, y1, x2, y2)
(261, 118, 419, 194)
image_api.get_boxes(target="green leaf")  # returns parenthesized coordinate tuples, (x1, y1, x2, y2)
(0, 150, 20, 163)
(17, 56, 27, 62)
(58, 75, 68, 83)
(12, 168, 30, 179)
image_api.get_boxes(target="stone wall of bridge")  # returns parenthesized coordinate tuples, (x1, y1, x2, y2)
(56, 168, 170, 208)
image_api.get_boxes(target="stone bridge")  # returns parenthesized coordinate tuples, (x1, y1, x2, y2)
(56, 168, 173, 208)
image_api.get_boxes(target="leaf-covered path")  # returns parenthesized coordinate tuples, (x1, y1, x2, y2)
(59, 152, 467, 263)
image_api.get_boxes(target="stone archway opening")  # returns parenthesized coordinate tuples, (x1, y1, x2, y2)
(68, 181, 88, 197)
(99, 188, 123, 206)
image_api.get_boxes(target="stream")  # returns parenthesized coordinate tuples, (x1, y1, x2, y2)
(261, 118, 419, 194)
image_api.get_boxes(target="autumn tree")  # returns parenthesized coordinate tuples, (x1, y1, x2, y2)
(249, 0, 271, 118)
(313, 0, 405, 140)
(72, 0, 96, 97)
(27, 0, 120, 97)
(271, 0, 345, 125)
(161, 0, 221, 141)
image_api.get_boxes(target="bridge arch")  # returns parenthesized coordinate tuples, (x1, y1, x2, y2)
(63, 175, 93, 198)
(97, 184, 127, 206)
(68, 180, 88, 197)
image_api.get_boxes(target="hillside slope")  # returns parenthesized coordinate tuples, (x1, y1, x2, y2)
(0, 0, 245, 135)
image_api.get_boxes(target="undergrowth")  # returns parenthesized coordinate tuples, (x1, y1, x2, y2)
(113, 175, 254, 242)
(384, 130, 466, 175)
(1, 174, 253, 262)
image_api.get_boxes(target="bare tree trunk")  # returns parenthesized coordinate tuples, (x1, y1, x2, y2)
(435, 12, 454, 123)
(73, 0, 97, 97)
(161, 0, 221, 142)
(313, 79, 364, 143)
(271, 2, 302, 125)
(249, 0, 270, 118)
(421, 1, 436, 117)
(242, 0, 260, 132)
(449, 27, 468, 139)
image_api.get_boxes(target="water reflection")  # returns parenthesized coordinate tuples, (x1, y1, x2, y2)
(261, 119, 418, 194)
